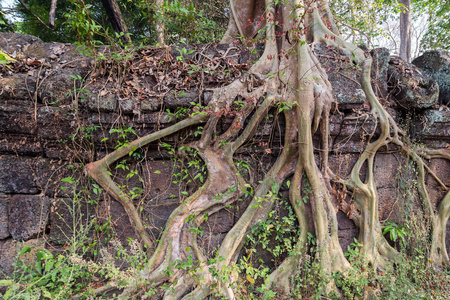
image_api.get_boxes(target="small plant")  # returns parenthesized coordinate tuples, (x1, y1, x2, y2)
(0, 50, 16, 68)
(0, 246, 94, 300)
(165, 106, 191, 122)
(291, 238, 330, 300)
(64, 0, 104, 50)
(276, 100, 299, 113)
(160, 1, 225, 44)
(331, 239, 369, 299)
(0, 175, 98, 299)
(175, 44, 195, 63)
(382, 221, 410, 245)
(108, 126, 137, 149)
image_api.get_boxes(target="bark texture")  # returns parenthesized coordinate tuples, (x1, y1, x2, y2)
(101, 0, 131, 44)
(399, 0, 412, 62)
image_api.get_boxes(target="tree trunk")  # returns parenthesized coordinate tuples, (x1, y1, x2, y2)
(101, 0, 131, 44)
(49, 0, 57, 27)
(156, 0, 165, 45)
(399, 0, 412, 62)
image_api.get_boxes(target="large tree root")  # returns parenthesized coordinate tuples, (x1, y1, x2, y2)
(83, 0, 449, 299)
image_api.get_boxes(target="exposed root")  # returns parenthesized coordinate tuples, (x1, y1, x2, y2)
(85, 115, 208, 249)
(82, 0, 449, 299)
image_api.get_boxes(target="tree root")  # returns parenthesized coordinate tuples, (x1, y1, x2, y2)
(82, 0, 450, 299)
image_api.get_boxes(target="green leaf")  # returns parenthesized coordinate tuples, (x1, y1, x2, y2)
(37, 249, 53, 262)
(390, 230, 397, 241)
(43, 289, 53, 298)
(0, 50, 17, 64)
(0, 280, 14, 286)
(20, 245, 32, 255)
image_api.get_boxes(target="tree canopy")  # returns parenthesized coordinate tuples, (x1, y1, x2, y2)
(0, 0, 448, 53)
(0, 0, 229, 45)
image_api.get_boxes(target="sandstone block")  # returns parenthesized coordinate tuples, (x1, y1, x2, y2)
(8, 194, 50, 241)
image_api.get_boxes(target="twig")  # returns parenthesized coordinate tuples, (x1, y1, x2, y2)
(423, 162, 449, 191)
(34, 64, 43, 121)
(338, 71, 361, 87)
(24, 73, 34, 102)
(18, 0, 51, 29)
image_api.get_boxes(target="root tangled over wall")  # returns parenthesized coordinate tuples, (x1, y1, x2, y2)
(0, 0, 449, 299)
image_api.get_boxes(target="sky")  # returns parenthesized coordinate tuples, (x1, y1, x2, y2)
(1, 0, 19, 22)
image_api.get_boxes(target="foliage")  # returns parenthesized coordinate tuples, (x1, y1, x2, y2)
(416, 0, 450, 50)
(382, 221, 410, 245)
(329, 0, 400, 47)
(158, 1, 225, 44)
(0, 49, 16, 66)
(2, 0, 227, 45)
(0, 178, 97, 299)
(330, 0, 450, 53)
(0, 8, 14, 31)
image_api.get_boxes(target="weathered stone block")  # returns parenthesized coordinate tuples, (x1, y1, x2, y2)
(370, 48, 390, 98)
(8, 194, 50, 241)
(142, 160, 180, 203)
(0, 104, 37, 135)
(118, 98, 137, 114)
(415, 109, 450, 139)
(87, 93, 118, 112)
(0, 32, 43, 54)
(413, 50, 450, 105)
(135, 112, 170, 124)
(0, 134, 42, 156)
(337, 211, 358, 252)
(427, 158, 450, 187)
(34, 158, 80, 197)
(0, 239, 18, 282)
(39, 71, 80, 105)
(47, 198, 95, 244)
(100, 200, 137, 246)
(143, 202, 179, 238)
(0, 155, 39, 194)
(37, 106, 75, 140)
(0, 75, 37, 101)
(0, 194, 9, 239)
(205, 210, 234, 233)
(315, 43, 366, 110)
(377, 187, 402, 222)
(140, 97, 161, 112)
(164, 91, 199, 109)
(374, 154, 400, 189)
(328, 153, 367, 181)
(388, 57, 439, 109)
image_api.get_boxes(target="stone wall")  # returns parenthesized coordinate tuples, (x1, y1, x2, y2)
(0, 33, 449, 279)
